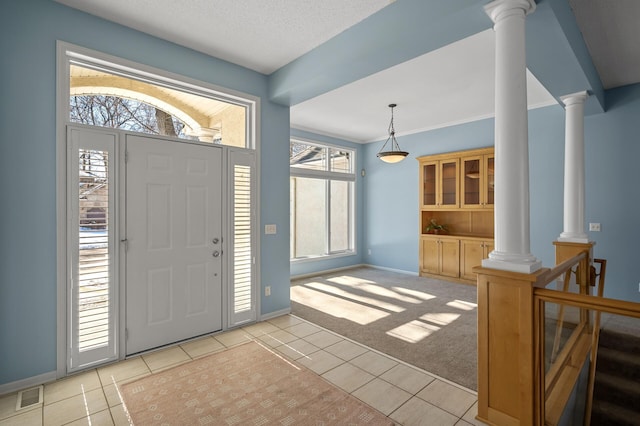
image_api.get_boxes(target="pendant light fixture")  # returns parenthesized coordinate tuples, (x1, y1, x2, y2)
(377, 103, 409, 163)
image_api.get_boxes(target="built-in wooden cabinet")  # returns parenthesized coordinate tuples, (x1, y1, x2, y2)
(418, 147, 495, 284)
(421, 236, 460, 278)
(460, 238, 494, 281)
(420, 158, 459, 208)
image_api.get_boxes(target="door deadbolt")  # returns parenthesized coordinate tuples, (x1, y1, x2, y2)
(212, 237, 219, 244)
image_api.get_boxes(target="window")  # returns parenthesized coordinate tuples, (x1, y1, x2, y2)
(68, 128, 118, 371)
(290, 140, 355, 260)
(67, 61, 250, 147)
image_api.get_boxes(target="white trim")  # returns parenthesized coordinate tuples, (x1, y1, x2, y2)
(56, 41, 69, 380)
(364, 263, 419, 276)
(289, 168, 356, 182)
(290, 251, 358, 265)
(0, 371, 57, 396)
(290, 263, 367, 280)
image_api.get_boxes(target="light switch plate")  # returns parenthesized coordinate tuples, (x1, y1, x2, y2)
(265, 224, 277, 234)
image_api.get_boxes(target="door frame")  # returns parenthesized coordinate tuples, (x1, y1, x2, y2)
(56, 41, 261, 378)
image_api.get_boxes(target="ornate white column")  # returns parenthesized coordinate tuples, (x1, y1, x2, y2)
(558, 91, 589, 243)
(482, 0, 542, 274)
(192, 127, 220, 143)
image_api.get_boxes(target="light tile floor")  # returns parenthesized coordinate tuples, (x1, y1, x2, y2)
(0, 315, 481, 426)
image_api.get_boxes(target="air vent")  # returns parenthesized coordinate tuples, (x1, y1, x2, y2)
(16, 385, 43, 410)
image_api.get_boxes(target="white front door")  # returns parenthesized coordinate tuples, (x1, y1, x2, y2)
(125, 135, 223, 355)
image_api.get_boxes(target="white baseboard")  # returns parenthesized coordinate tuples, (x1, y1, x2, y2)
(260, 307, 291, 321)
(290, 263, 418, 280)
(364, 263, 418, 276)
(290, 263, 367, 280)
(0, 371, 57, 397)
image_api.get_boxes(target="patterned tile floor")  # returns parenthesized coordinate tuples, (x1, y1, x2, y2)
(0, 315, 481, 426)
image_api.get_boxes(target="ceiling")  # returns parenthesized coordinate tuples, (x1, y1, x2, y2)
(55, 0, 640, 143)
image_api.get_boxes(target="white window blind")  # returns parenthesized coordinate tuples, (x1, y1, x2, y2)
(228, 151, 256, 327)
(77, 149, 110, 351)
(233, 164, 252, 314)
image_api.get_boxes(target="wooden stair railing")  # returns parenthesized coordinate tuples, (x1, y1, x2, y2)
(474, 247, 638, 426)
(533, 258, 640, 426)
(549, 265, 576, 365)
(536, 252, 592, 425)
(585, 258, 606, 426)
(543, 257, 607, 425)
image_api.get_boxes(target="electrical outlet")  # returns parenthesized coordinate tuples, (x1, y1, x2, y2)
(265, 286, 271, 296)
(368, 249, 371, 255)
(589, 223, 601, 232)
(638, 282, 640, 293)
(265, 224, 277, 234)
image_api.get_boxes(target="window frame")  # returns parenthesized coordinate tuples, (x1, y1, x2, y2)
(290, 138, 356, 262)
(64, 48, 257, 150)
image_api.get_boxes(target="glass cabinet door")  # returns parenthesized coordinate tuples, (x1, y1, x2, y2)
(462, 156, 481, 207)
(484, 155, 495, 207)
(462, 155, 493, 208)
(422, 162, 437, 207)
(440, 159, 458, 207)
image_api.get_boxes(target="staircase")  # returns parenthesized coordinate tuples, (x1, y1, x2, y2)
(590, 329, 640, 425)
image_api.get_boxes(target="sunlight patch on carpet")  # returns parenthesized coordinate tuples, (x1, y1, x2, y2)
(447, 299, 477, 311)
(328, 276, 423, 304)
(420, 312, 461, 326)
(392, 286, 437, 301)
(386, 320, 440, 343)
(328, 275, 376, 285)
(305, 281, 405, 312)
(291, 285, 389, 325)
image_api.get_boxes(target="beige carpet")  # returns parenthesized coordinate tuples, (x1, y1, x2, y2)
(291, 266, 478, 390)
(121, 341, 393, 425)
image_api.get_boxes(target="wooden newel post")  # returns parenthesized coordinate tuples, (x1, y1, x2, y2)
(554, 241, 595, 327)
(553, 241, 595, 289)
(473, 266, 549, 425)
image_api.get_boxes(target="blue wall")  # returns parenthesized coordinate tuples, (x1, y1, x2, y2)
(0, 0, 290, 386)
(362, 86, 640, 303)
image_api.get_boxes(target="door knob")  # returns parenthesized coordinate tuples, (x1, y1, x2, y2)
(212, 250, 220, 257)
